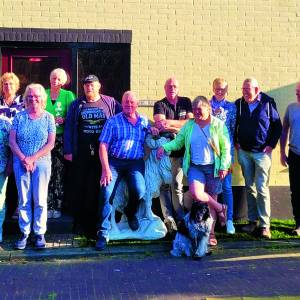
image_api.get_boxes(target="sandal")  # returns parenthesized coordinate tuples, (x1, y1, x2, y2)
(217, 204, 227, 227)
(209, 233, 218, 246)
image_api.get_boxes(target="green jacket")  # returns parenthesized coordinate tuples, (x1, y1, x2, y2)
(45, 88, 76, 135)
(162, 117, 231, 177)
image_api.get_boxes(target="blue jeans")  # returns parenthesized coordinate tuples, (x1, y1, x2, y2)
(98, 158, 146, 238)
(14, 159, 51, 235)
(237, 149, 272, 228)
(0, 172, 8, 240)
(222, 173, 233, 221)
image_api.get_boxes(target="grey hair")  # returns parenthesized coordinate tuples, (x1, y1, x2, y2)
(50, 68, 68, 86)
(23, 83, 47, 110)
(243, 77, 259, 88)
(192, 95, 211, 110)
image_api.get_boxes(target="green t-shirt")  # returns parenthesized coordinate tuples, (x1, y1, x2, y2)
(45, 88, 76, 135)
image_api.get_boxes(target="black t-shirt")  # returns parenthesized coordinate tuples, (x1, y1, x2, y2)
(153, 96, 192, 157)
(78, 100, 111, 154)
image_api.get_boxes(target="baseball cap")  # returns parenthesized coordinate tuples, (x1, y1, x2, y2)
(83, 74, 99, 84)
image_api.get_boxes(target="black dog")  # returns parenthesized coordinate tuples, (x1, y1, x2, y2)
(170, 201, 212, 259)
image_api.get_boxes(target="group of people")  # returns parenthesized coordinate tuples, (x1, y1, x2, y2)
(0, 69, 299, 251)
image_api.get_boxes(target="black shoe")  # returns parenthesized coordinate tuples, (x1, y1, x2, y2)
(95, 236, 107, 251)
(15, 233, 29, 250)
(35, 234, 46, 249)
(128, 215, 139, 231)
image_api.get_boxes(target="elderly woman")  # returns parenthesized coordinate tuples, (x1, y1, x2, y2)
(9, 84, 56, 250)
(45, 68, 75, 219)
(0, 72, 24, 219)
(157, 96, 231, 246)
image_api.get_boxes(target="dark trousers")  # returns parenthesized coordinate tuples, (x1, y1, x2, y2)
(72, 152, 101, 237)
(288, 150, 300, 227)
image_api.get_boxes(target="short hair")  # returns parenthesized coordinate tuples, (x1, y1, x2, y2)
(213, 77, 228, 89)
(164, 77, 179, 88)
(0, 72, 20, 95)
(23, 83, 47, 110)
(122, 90, 138, 103)
(243, 77, 259, 88)
(192, 95, 211, 110)
(50, 68, 68, 86)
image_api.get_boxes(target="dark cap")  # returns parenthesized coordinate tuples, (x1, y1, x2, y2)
(83, 74, 99, 84)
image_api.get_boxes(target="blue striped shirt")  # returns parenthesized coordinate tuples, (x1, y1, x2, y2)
(99, 112, 150, 160)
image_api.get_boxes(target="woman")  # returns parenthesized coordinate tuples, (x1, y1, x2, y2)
(45, 68, 75, 219)
(0, 72, 24, 219)
(157, 96, 231, 246)
(210, 78, 237, 234)
(9, 83, 56, 250)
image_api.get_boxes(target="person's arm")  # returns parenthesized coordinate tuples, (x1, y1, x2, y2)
(99, 142, 112, 186)
(63, 101, 76, 161)
(154, 113, 193, 133)
(9, 129, 26, 162)
(218, 122, 231, 177)
(280, 109, 289, 167)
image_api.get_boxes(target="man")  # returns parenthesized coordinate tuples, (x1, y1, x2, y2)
(96, 91, 156, 250)
(280, 82, 300, 236)
(64, 75, 121, 237)
(235, 78, 282, 238)
(153, 77, 193, 233)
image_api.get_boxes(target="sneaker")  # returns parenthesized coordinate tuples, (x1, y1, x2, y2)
(15, 233, 29, 250)
(35, 234, 46, 249)
(95, 235, 107, 251)
(242, 221, 258, 233)
(164, 216, 177, 235)
(52, 210, 61, 219)
(261, 227, 271, 239)
(226, 220, 236, 234)
(292, 226, 300, 236)
(128, 215, 139, 231)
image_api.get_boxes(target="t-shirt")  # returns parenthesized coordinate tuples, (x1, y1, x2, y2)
(153, 96, 192, 157)
(78, 99, 113, 154)
(12, 110, 56, 162)
(283, 102, 300, 156)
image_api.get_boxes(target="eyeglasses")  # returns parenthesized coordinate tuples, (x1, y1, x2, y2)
(27, 95, 42, 100)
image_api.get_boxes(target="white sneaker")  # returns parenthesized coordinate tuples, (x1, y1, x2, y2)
(226, 220, 235, 234)
(52, 210, 61, 219)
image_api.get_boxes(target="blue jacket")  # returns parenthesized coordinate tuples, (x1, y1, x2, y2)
(234, 92, 282, 152)
(63, 95, 121, 156)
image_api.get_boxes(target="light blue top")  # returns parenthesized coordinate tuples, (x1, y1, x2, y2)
(190, 124, 214, 165)
(0, 115, 11, 173)
(12, 110, 56, 162)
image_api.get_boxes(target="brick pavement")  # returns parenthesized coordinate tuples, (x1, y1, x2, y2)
(0, 247, 300, 299)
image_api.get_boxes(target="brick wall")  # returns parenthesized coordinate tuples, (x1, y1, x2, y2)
(1, 0, 299, 185)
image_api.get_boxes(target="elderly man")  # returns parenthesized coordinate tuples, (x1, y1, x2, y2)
(64, 75, 121, 238)
(235, 78, 282, 239)
(280, 82, 300, 236)
(153, 77, 193, 234)
(96, 91, 156, 250)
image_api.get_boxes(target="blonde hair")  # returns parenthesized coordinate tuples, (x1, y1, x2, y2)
(50, 68, 68, 86)
(0, 72, 20, 95)
(212, 77, 228, 89)
(23, 83, 47, 110)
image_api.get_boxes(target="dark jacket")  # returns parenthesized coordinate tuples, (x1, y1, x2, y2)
(234, 92, 282, 152)
(63, 94, 121, 156)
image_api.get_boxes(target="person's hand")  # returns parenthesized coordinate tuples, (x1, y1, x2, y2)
(263, 146, 273, 154)
(219, 169, 228, 180)
(280, 152, 288, 167)
(150, 127, 159, 136)
(55, 116, 65, 125)
(23, 156, 35, 172)
(156, 147, 165, 160)
(64, 154, 73, 162)
(100, 168, 112, 186)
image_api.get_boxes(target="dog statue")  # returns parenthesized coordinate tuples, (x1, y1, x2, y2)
(108, 134, 171, 240)
(170, 201, 213, 259)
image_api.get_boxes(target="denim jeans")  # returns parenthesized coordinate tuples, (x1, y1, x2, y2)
(14, 159, 51, 235)
(288, 150, 300, 227)
(222, 173, 234, 221)
(98, 158, 146, 238)
(237, 149, 271, 228)
(0, 172, 8, 240)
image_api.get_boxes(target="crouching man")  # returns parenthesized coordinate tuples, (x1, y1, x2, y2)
(96, 91, 157, 250)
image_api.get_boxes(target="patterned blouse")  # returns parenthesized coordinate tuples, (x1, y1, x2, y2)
(12, 110, 56, 162)
(0, 115, 11, 173)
